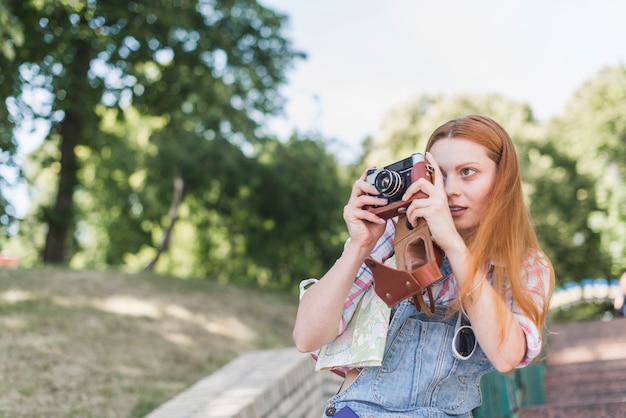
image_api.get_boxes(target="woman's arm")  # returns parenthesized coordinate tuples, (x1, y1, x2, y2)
(445, 243, 527, 373)
(293, 240, 374, 353)
(292, 169, 389, 353)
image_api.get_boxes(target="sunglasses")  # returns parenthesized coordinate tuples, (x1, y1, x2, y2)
(452, 309, 477, 360)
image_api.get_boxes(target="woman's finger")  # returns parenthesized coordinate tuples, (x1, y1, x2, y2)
(425, 152, 445, 190)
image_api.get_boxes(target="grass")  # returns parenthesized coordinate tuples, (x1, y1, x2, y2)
(0, 267, 299, 418)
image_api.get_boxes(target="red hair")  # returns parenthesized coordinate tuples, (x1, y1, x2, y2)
(426, 115, 554, 345)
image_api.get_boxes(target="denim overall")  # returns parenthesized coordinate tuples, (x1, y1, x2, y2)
(322, 300, 494, 418)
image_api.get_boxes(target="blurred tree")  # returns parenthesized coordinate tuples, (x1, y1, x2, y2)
(0, 0, 22, 61)
(0, 0, 23, 237)
(519, 141, 609, 285)
(240, 134, 352, 288)
(52, 103, 351, 288)
(138, 133, 353, 288)
(362, 93, 542, 166)
(0, 0, 302, 264)
(547, 66, 626, 277)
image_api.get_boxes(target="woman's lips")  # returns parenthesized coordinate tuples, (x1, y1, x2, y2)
(449, 205, 466, 217)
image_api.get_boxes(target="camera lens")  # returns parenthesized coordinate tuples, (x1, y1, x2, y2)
(374, 169, 404, 199)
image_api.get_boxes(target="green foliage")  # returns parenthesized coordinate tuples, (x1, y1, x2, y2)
(138, 134, 350, 290)
(519, 141, 610, 285)
(2, 0, 625, 295)
(0, 0, 22, 235)
(64, 106, 352, 289)
(547, 65, 626, 277)
(0, 0, 23, 61)
(70, 106, 166, 268)
(241, 135, 351, 288)
(0, 0, 303, 263)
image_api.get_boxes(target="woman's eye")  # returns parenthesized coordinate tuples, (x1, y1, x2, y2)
(461, 168, 475, 177)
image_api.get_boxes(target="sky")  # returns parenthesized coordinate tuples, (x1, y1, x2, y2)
(260, 0, 626, 160)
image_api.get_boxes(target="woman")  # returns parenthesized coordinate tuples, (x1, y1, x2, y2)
(293, 115, 554, 417)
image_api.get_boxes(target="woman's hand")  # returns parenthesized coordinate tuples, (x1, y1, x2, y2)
(402, 153, 463, 254)
(343, 168, 389, 250)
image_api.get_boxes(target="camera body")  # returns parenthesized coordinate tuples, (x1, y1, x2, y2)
(366, 152, 432, 219)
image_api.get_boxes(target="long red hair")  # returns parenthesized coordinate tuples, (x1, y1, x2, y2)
(426, 115, 554, 344)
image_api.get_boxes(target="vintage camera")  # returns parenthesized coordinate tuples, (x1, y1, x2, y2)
(366, 152, 432, 219)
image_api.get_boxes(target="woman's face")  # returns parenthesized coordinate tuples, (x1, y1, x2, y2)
(429, 137, 497, 236)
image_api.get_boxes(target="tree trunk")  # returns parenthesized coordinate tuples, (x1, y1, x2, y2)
(42, 40, 90, 264)
(42, 110, 81, 264)
(144, 168, 185, 272)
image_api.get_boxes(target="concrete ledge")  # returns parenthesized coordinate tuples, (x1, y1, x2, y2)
(147, 347, 342, 418)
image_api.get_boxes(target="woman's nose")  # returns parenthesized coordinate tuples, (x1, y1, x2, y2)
(444, 176, 460, 196)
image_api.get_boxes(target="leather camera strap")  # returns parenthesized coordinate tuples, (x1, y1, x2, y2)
(412, 288, 435, 315)
(366, 216, 443, 315)
(365, 257, 440, 314)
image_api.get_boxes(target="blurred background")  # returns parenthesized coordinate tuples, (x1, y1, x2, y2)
(2, 1, 626, 416)
(1, 0, 625, 313)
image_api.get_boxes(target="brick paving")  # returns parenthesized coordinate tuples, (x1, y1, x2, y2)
(519, 316, 626, 418)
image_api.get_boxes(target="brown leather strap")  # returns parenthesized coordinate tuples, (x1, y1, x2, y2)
(412, 287, 436, 316)
(365, 258, 442, 309)
(366, 215, 443, 313)
(410, 260, 443, 288)
(365, 258, 424, 307)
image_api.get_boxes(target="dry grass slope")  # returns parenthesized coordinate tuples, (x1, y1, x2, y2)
(0, 267, 298, 418)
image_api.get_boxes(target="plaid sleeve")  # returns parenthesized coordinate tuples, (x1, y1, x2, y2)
(297, 220, 396, 334)
(509, 250, 552, 368)
(337, 219, 396, 335)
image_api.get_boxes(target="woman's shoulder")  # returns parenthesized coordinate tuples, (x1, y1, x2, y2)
(523, 248, 552, 270)
(521, 248, 554, 296)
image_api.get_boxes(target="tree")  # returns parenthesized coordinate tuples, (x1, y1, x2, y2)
(362, 93, 541, 167)
(0, 0, 23, 237)
(55, 101, 351, 289)
(0, 0, 22, 61)
(518, 141, 609, 285)
(547, 66, 626, 277)
(240, 134, 353, 288)
(0, 0, 302, 264)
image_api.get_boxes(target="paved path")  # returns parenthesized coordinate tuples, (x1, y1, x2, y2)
(520, 317, 626, 417)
